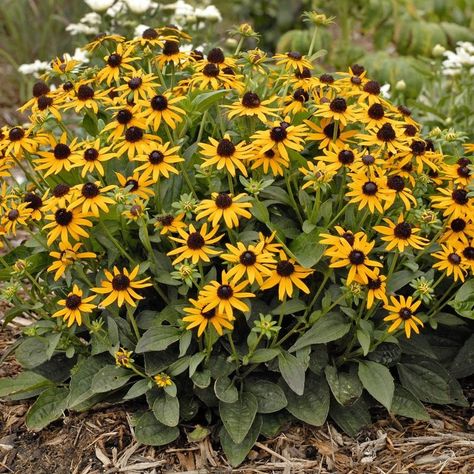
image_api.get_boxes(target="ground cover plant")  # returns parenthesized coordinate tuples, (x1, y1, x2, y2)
(0, 16, 473, 467)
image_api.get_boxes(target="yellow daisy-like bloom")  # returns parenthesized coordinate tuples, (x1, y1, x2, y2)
(115, 348, 134, 368)
(251, 147, 290, 176)
(92, 266, 152, 307)
(71, 139, 116, 177)
(300, 160, 337, 189)
(1, 201, 32, 235)
(63, 82, 109, 114)
(374, 215, 428, 252)
(432, 244, 467, 282)
(282, 88, 310, 116)
(441, 157, 473, 187)
(182, 298, 233, 337)
(34, 132, 80, 178)
(167, 223, 223, 265)
(30, 93, 62, 123)
(314, 97, 358, 127)
(431, 187, 473, 219)
(274, 51, 313, 73)
(397, 138, 440, 174)
(188, 63, 244, 92)
(23, 191, 44, 220)
(199, 134, 253, 177)
(116, 172, 155, 200)
(132, 142, 183, 181)
(114, 126, 160, 160)
(102, 104, 148, 141)
(83, 33, 126, 52)
(70, 182, 116, 217)
(122, 199, 147, 221)
(318, 145, 363, 172)
(131, 27, 171, 48)
(1, 126, 39, 157)
(199, 271, 255, 319)
(195, 192, 252, 229)
(221, 241, 276, 285)
(49, 55, 81, 75)
(251, 119, 307, 162)
(48, 242, 96, 281)
(366, 268, 388, 309)
(43, 206, 93, 246)
(350, 79, 389, 106)
(258, 231, 283, 254)
(155, 40, 189, 68)
(96, 43, 139, 85)
(356, 102, 396, 130)
(154, 372, 173, 388)
(459, 240, 474, 273)
(260, 250, 313, 301)
(328, 233, 382, 284)
(116, 70, 159, 102)
(384, 174, 417, 211)
(43, 183, 79, 213)
(440, 217, 474, 246)
(357, 122, 410, 155)
(52, 284, 96, 327)
(320, 227, 365, 260)
(0, 183, 17, 212)
(141, 92, 185, 130)
(225, 92, 279, 123)
(305, 118, 357, 150)
(346, 172, 391, 214)
(155, 213, 186, 235)
(384, 295, 423, 338)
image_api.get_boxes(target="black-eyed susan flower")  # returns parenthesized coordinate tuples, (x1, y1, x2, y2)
(300, 161, 337, 189)
(48, 242, 96, 281)
(328, 233, 382, 284)
(154, 213, 186, 235)
(374, 215, 428, 252)
(251, 119, 307, 162)
(115, 348, 134, 368)
(432, 244, 467, 282)
(442, 157, 473, 187)
(199, 271, 254, 319)
(167, 223, 223, 265)
(43, 206, 93, 246)
(440, 218, 474, 245)
(199, 134, 253, 177)
(34, 132, 80, 177)
(131, 27, 168, 48)
(30, 93, 62, 122)
(283, 88, 311, 116)
(132, 143, 183, 181)
(142, 92, 185, 130)
(260, 250, 313, 300)
(305, 118, 357, 150)
(63, 82, 109, 114)
(71, 139, 116, 177)
(384, 295, 423, 338)
(384, 174, 417, 211)
(274, 51, 313, 73)
(52, 284, 96, 327)
(93, 266, 152, 307)
(225, 92, 279, 123)
(114, 126, 160, 159)
(366, 268, 388, 309)
(182, 298, 233, 337)
(116, 70, 159, 102)
(221, 241, 275, 285)
(70, 182, 116, 217)
(3, 126, 39, 157)
(357, 122, 409, 155)
(102, 104, 148, 141)
(351, 80, 387, 106)
(1, 202, 32, 235)
(346, 171, 391, 214)
(154, 372, 173, 388)
(83, 33, 126, 52)
(251, 147, 290, 176)
(96, 43, 139, 85)
(23, 191, 44, 220)
(155, 40, 189, 68)
(431, 187, 473, 219)
(43, 183, 78, 212)
(314, 97, 358, 127)
(188, 62, 243, 91)
(195, 192, 252, 229)
(122, 199, 147, 222)
(358, 102, 395, 130)
(320, 227, 365, 258)
(116, 172, 155, 200)
(319, 145, 362, 172)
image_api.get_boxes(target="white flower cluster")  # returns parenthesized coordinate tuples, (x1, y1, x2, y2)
(164, 1, 222, 25)
(66, 12, 101, 36)
(18, 49, 89, 77)
(442, 41, 474, 76)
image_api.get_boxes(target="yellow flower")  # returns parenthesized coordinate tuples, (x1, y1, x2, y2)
(141, 92, 185, 130)
(225, 92, 279, 123)
(384, 295, 423, 338)
(116, 172, 155, 200)
(431, 187, 473, 220)
(346, 171, 391, 214)
(132, 142, 183, 181)
(48, 242, 96, 281)
(96, 43, 139, 85)
(155, 213, 186, 234)
(115, 70, 159, 102)
(43, 206, 93, 246)
(71, 139, 116, 177)
(70, 182, 116, 217)
(313, 97, 358, 127)
(52, 284, 96, 327)
(115, 348, 134, 368)
(154, 372, 173, 388)
(251, 147, 289, 176)
(366, 268, 388, 309)
(305, 118, 357, 150)
(1, 201, 32, 235)
(273, 51, 313, 72)
(432, 244, 467, 282)
(182, 298, 233, 337)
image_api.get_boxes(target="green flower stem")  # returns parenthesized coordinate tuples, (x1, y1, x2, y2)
(431, 272, 446, 290)
(303, 271, 330, 319)
(326, 201, 350, 228)
(234, 36, 245, 55)
(196, 110, 208, 144)
(227, 173, 234, 195)
(129, 364, 147, 379)
(248, 332, 265, 356)
(309, 187, 321, 224)
(284, 173, 304, 225)
(179, 163, 198, 200)
(308, 25, 319, 56)
(205, 326, 213, 361)
(126, 304, 141, 341)
(75, 264, 94, 287)
(270, 296, 286, 348)
(322, 293, 347, 315)
(387, 253, 399, 281)
(99, 221, 136, 265)
(227, 333, 240, 370)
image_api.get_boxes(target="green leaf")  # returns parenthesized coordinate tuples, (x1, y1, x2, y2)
(451, 334, 474, 378)
(356, 330, 371, 356)
(250, 198, 269, 223)
(271, 299, 306, 315)
(219, 392, 258, 444)
(391, 385, 429, 421)
(278, 351, 306, 395)
(135, 326, 181, 353)
(387, 270, 423, 293)
(134, 411, 179, 446)
(188, 352, 206, 377)
(214, 376, 239, 404)
(248, 348, 280, 364)
(0, 371, 53, 399)
(246, 379, 287, 413)
(26, 387, 69, 431)
(450, 279, 474, 319)
(358, 361, 394, 410)
(325, 366, 363, 406)
(308, 345, 328, 375)
(330, 398, 371, 436)
(289, 312, 351, 352)
(124, 379, 150, 400)
(283, 373, 329, 426)
(289, 229, 324, 267)
(15, 337, 50, 369)
(152, 391, 180, 427)
(191, 89, 228, 112)
(192, 369, 211, 388)
(220, 416, 262, 467)
(91, 365, 134, 393)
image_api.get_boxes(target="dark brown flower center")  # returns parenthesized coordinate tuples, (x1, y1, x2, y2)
(128, 77, 142, 90)
(323, 123, 340, 140)
(240, 251, 256, 266)
(191, 49, 204, 61)
(107, 53, 122, 67)
(457, 157, 470, 167)
(37, 95, 53, 110)
(295, 67, 311, 79)
(399, 307, 412, 320)
(451, 218, 466, 232)
(125, 126, 144, 142)
(264, 149, 275, 158)
(163, 40, 180, 56)
(387, 175, 405, 191)
(7, 209, 19, 221)
(9, 127, 24, 141)
(215, 193, 233, 209)
(187, 232, 205, 249)
(394, 222, 412, 239)
(448, 253, 461, 265)
(82, 182, 100, 198)
(404, 124, 417, 137)
(362, 181, 378, 195)
(287, 51, 302, 60)
(217, 139, 235, 157)
(77, 85, 94, 101)
(54, 143, 71, 159)
(363, 80, 380, 95)
(53, 184, 70, 198)
(24, 192, 42, 210)
(207, 47, 225, 64)
(330, 97, 347, 113)
(270, 126, 287, 142)
(242, 92, 261, 108)
(351, 64, 365, 76)
(410, 140, 426, 155)
(124, 179, 139, 191)
(276, 260, 295, 277)
(149, 150, 164, 164)
(351, 76, 362, 85)
(117, 109, 133, 124)
(33, 81, 50, 97)
(367, 277, 382, 290)
(63, 81, 74, 92)
(462, 246, 474, 260)
(55, 208, 73, 226)
(130, 204, 142, 216)
(84, 148, 99, 161)
(362, 154, 375, 166)
(349, 250, 365, 265)
(66, 294, 82, 310)
(401, 163, 413, 173)
(457, 166, 471, 178)
(342, 232, 355, 246)
(217, 284, 233, 299)
(319, 73, 334, 84)
(159, 215, 174, 226)
(398, 105, 412, 117)
(202, 309, 216, 319)
(338, 150, 354, 165)
(377, 123, 396, 142)
(452, 189, 468, 205)
(151, 95, 168, 111)
(368, 103, 384, 120)
(203, 63, 219, 77)
(293, 88, 309, 102)
(112, 274, 130, 291)
(142, 28, 158, 39)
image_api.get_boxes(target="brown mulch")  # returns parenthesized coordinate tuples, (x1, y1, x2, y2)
(1, 325, 474, 473)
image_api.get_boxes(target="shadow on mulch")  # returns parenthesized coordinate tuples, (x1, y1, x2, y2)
(1, 327, 474, 474)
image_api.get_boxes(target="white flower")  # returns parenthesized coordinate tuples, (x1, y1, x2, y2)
(123, 0, 152, 14)
(18, 60, 51, 76)
(195, 5, 221, 22)
(81, 12, 102, 25)
(380, 83, 391, 99)
(66, 23, 99, 35)
(84, 0, 116, 12)
(106, 0, 126, 17)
